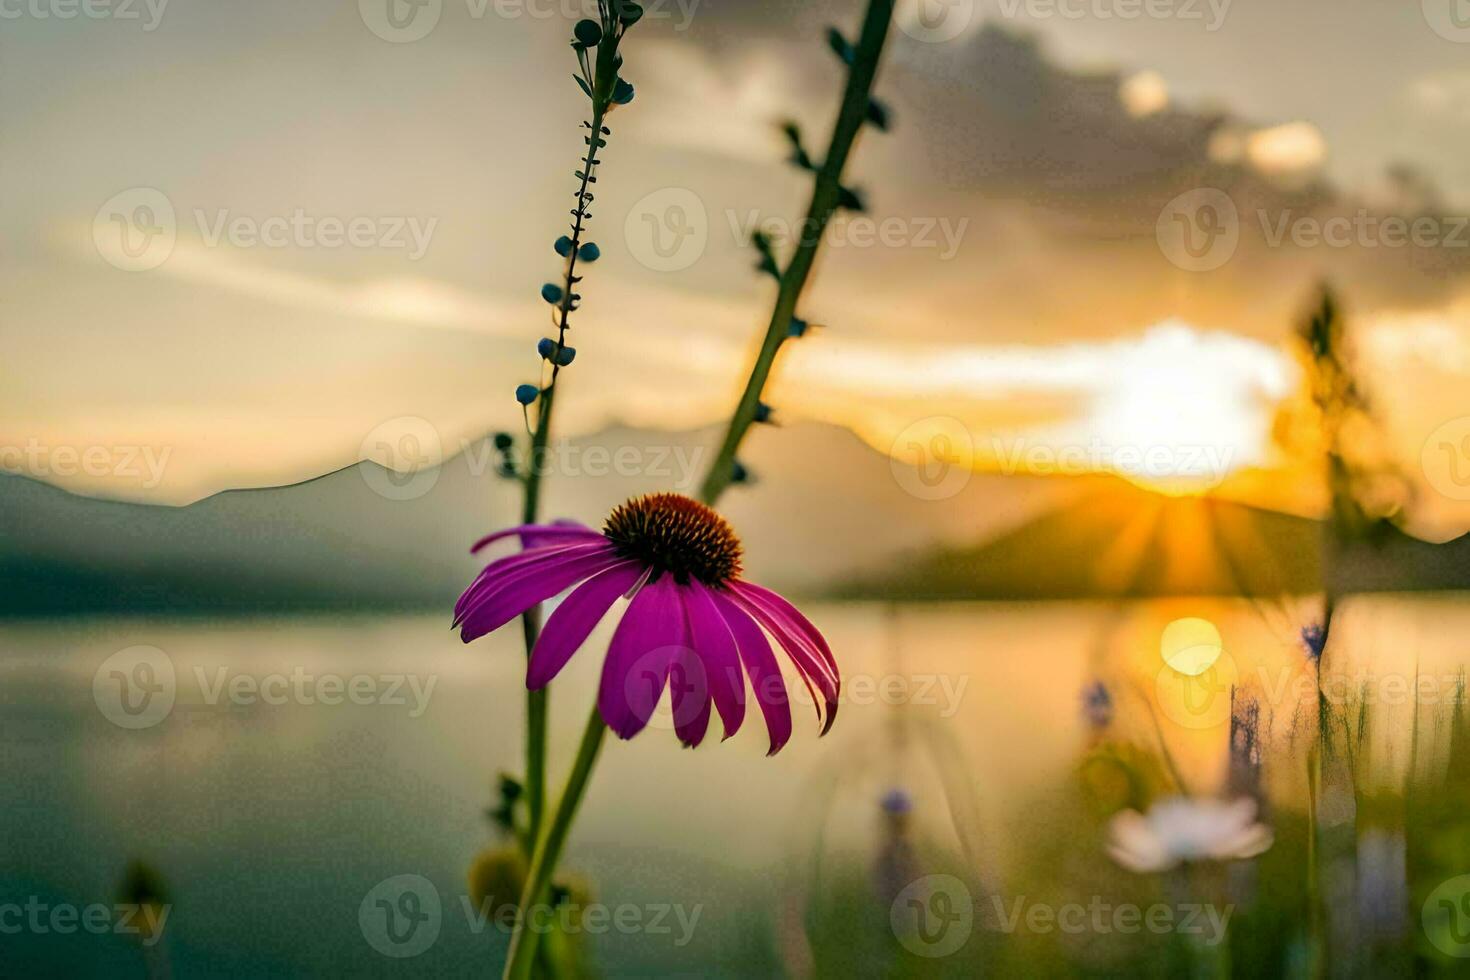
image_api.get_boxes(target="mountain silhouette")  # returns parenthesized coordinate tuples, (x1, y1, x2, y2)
(838, 481, 1470, 600)
(3, 422, 1464, 614)
(0, 422, 1072, 615)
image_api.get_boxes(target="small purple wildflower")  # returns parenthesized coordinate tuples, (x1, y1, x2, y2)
(1300, 623, 1326, 664)
(880, 788, 913, 816)
(1081, 680, 1112, 730)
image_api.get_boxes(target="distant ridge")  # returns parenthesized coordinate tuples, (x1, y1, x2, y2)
(837, 482, 1470, 600)
(0, 422, 1072, 615)
(2, 421, 1464, 615)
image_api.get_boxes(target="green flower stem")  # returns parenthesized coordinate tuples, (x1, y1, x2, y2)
(519, 96, 609, 854)
(503, 706, 608, 980)
(521, 608, 547, 847)
(1306, 593, 1333, 974)
(697, 0, 896, 506)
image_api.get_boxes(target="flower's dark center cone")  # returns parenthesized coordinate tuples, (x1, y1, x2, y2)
(603, 492, 743, 586)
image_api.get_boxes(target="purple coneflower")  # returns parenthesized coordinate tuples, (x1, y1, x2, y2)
(454, 492, 838, 753)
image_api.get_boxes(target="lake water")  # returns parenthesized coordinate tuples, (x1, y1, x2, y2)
(3, 595, 1466, 976)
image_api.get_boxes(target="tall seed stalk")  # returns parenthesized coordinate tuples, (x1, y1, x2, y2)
(495, 0, 644, 860)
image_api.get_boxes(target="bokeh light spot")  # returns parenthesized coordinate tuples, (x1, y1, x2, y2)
(1160, 617, 1222, 676)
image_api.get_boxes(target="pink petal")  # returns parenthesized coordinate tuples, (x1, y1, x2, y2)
(457, 549, 623, 642)
(710, 588, 791, 755)
(730, 581, 838, 687)
(470, 521, 601, 554)
(598, 576, 685, 740)
(685, 582, 745, 741)
(527, 562, 642, 689)
(728, 583, 839, 736)
(670, 642, 713, 748)
(454, 540, 612, 620)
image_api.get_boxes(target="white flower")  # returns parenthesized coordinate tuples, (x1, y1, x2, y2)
(1106, 797, 1273, 873)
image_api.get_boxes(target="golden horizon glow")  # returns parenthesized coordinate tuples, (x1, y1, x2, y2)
(807, 321, 1296, 495)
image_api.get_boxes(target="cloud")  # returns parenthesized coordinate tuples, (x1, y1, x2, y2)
(626, 40, 794, 163)
(156, 243, 521, 333)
